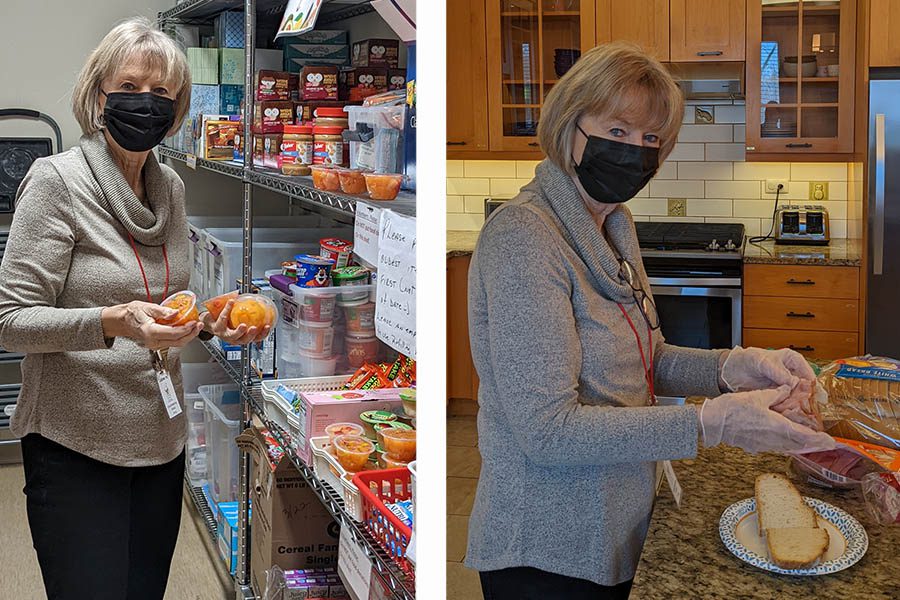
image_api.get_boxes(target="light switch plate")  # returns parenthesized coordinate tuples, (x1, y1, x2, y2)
(668, 198, 687, 216)
(809, 181, 829, 202)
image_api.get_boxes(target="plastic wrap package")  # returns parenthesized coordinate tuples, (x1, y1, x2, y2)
(817, 356, 900, 450)
(788, 437, 900, 490)
(263, 565, 286, 600)
(861, 471, 900, 525)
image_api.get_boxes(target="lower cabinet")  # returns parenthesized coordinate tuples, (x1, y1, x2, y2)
(447, 255, 479, 408)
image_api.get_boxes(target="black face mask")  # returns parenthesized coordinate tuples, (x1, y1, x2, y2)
(572, 124, 659, 204)
(102, 91, 176, 152)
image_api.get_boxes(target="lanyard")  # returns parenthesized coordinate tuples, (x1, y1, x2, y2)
(617, 302, 656, 406)
(126, 232, 169, 304)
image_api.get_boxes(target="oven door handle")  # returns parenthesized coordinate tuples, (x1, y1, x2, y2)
(647, 277, 742, 287)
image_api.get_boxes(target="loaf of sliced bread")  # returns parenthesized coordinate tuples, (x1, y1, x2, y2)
(765, 527, 830, 570)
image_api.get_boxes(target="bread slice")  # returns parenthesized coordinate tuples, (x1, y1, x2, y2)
(766, 527, 830, 569)
(755, 473, 817, 535)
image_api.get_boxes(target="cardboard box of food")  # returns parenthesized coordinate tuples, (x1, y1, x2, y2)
(388, 68, 406, 91)
(236, 427, 339, 597)
(351, 38, 400, 68)
(300, 65, 339, 101)
(281, 29, 348, 45)
(284, 43, 349, 62)
(253, 100, 295, 133)
(255, 69, 293, 101)
(340, 67, 388, 102)
(204, 119, 241, 161)
(252, 133, 284, 169)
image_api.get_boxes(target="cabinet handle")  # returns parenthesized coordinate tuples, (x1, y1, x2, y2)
(785, 143, 813, 148)
(786, 278, 815, 285)
(786, 311, 816, 318)
(789, 344, 815, 352)
(447, 141, 467, 146)
(528, 142, 540, 147)
(696, 51, 724, 56)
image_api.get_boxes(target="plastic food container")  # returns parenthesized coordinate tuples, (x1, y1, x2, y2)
(294, 253, 335, 288)
(310, 165, 341, 191)
(157, 290, 199, 326)
(359, 410, 398, 439)
(338, 168, 368, 195)
(376, 421, 414, 447)
(199, 383, 242, 503)
(295, 319, 334, 356)
(228, 294, 277, 330)
(380, 427, 416, 461)
(298, 291, 336, 323)
(400, 389, 416, 418)
(333, 435, 374, 472)
(296, 350, 338, 376)
(202, 290, 239, 321)
(325, 422, 365, 441)
(363, 172, 403, 200)
(343, 302, 376, 333)
(319, 238, 353, 269)
(346, 332, 380, 368)
(331, 266, 370, 303)
(379, 452, 410, 469)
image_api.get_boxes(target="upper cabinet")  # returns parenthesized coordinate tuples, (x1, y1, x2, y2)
(447, 0, 490, 152)
(670, 0, 746, 61)
(485, 0, 596, 152)
(745, 0, 856, 158)
(870, 0, 900, 66)
(597, 0, 670, 61)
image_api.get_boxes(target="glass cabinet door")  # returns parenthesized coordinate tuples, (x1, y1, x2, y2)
(488, 0, 594, 151)
(748, 0, 855, 156)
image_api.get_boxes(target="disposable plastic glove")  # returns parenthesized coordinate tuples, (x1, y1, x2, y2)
(720, 346, 816, 392)
(700, 385, 837, 454)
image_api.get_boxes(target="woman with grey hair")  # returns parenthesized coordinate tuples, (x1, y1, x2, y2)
(0, 18, 265, 599)
(466, 42, 836, 599)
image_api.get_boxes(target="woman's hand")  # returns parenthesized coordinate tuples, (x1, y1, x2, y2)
(720, 346, 816, 392)
(101, 301, 203, 350)
(699, 386, 835, 454)
(200, 299, 270, 346)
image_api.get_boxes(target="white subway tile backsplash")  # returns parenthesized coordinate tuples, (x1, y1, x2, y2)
(830, 219, 848, 238)
(447, 213, 485, 231)
(447, 195, 464, 213)
(447, 160, 465, 178)
(706, 180, 761, 199)
(827, 182, 848, 201)
(686, 199, 733, 217)
(447, 177, 490, 195)
(667, 143, 705, 161)
(464, 196, 487, 214)
(733, 125, 746, 142)
(678, 124, 734, 143)
(734, 200, 778, 218)
(655, 161, 678, 180)
(705, 143, 746, 161)
(685, 99, 736, 106)
(819, 201, 848, 220)
(714, 105, 746, 124)
(648, 180, 705, 198)
(790, 163, 848, 181)
(705, 217, 762, 237)
(733, 162, 791, 181)
(678, 162, 733, 180)
(516, 160, 541, 179)
(628, 198, 669, 216)
(683, 106, 696, 124)
(489, 178, 531, 197)
(464, 160, 517, 178)
(647, 216, 706, 223)
(847, 220, 863, 238)
(632, 215, 651, 222)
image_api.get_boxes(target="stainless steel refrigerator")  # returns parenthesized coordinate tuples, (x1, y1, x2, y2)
(867, 72, 900, 357)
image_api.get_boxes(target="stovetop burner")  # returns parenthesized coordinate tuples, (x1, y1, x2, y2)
(634, 222, 745, 253)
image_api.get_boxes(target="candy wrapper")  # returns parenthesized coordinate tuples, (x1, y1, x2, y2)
(861, 471, 900, 525)
(344, 354, 416, 390)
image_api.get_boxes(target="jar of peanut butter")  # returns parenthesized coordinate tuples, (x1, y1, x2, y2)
(313, 125, 345, 167)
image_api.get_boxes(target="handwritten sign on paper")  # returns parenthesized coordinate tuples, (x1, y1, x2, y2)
(374, 210, 416, 358)
(353, 201, 382, 267)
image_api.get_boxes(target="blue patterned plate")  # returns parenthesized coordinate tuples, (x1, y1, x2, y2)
(719, 496, 868, 575)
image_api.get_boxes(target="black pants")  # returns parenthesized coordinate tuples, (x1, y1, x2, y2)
(480, 567, 633, 600)
(21, 434, 185, 600)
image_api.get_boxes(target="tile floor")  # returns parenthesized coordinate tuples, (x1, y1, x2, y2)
(447, 414, 484, 600)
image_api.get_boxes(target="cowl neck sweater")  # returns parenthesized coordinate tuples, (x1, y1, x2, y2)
(80, 130, 171, 246)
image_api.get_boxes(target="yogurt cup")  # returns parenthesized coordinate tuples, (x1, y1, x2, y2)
(345, 331, 379, 368)
(331, 266, 370, 303)
(359, 410, 397, 440)
(297, 319, 335, 356)
(399, 389, 416, 418)
(298, 291, 336, 323)
(343, 302, 376, 333)
(294, 254, 335, 288)
(297, 351, 338, 376)
(319, 238, 353, 269)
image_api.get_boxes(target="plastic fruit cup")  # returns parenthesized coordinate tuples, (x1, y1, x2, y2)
(362, 172, 403, 201)
(400, 389, 416, 418)
(325, 422, 365, 441)
(157, 291, 199, 326)
(228, 294, 277, 330)
(331, 266, 370, 303)
(338, 168, 368, 195)
(359, 410, 398, 440)
(294, 254, 335, 288)
(319, 238, 353, 269)
(310, 165, 340, 191)
(297, 350, 338, 376)
(379, 452, 410, 469)
(333, 435, 374, 473)
(376, 421, 414, 447)
(299, 292, 336, 323)
(345, 332, 379, 368)
(296, 320, 335, 356)
(203, 290, 239, 320)
(343, 302, 376, 333)
(380, 427, 417, 462)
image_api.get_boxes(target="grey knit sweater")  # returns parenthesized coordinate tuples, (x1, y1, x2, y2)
(0, 131, 190, 467)
(465, 160, 726, 585)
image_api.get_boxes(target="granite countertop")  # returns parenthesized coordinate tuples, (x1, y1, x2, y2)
(742, 238, 863, 266)
(447, 230, 480, 258)
(632, 441, 899, 599)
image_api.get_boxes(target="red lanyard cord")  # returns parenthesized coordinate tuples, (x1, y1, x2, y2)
(617, 302, 656, 405)
(126, 232, 169, 304)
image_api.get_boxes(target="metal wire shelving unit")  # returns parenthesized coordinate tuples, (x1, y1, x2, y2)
(159, 2, 415, 598)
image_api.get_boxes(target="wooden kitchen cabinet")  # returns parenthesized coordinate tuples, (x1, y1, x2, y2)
(448, 255, 479, 405)
(745, 0, 857, 159)
(485, 0, 596, 151)
(743, 263, 862, 360)
(869, 0, 900, 66)
(596, 0, 670, 61)
(670, 0, 745, 61)
(447, 0, 490, 152)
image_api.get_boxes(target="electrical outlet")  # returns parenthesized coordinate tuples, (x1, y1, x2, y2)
(668, 198, 687, 216)
(765, 180, 788, 194)
(809, 181, 829, 202)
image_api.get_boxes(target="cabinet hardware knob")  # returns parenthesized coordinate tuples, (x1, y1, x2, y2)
(528, 142, 540, 147)
(447, 141, 467, 146)
(786, 311, 816, 318)
(786, 278, 815, 285)
(789, 345, 815, 352)
(696, 51, 724, 56)
(785, 143, 813, 148)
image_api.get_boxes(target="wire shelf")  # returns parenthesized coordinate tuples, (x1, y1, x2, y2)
(184, 476, 218, 542)
(158, 146, 244, 179)
(159, 0, 373, 24)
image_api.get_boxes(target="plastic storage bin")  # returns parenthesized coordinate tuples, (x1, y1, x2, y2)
(181, 362, 234, 485)
(353, 468, 414, 578)
(199, 383, 242, 503)
(345, 105, 407, 174)
(310, 436, 364, 521)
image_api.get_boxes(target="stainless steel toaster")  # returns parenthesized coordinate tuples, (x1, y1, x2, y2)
(775, 204, 830, 245)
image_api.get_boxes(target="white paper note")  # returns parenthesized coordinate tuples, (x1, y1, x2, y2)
(354, 201, 382, 267)
(374, 210, 416, 358)
(338, 528, 372, 600)
(662, 460, 683, 508)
